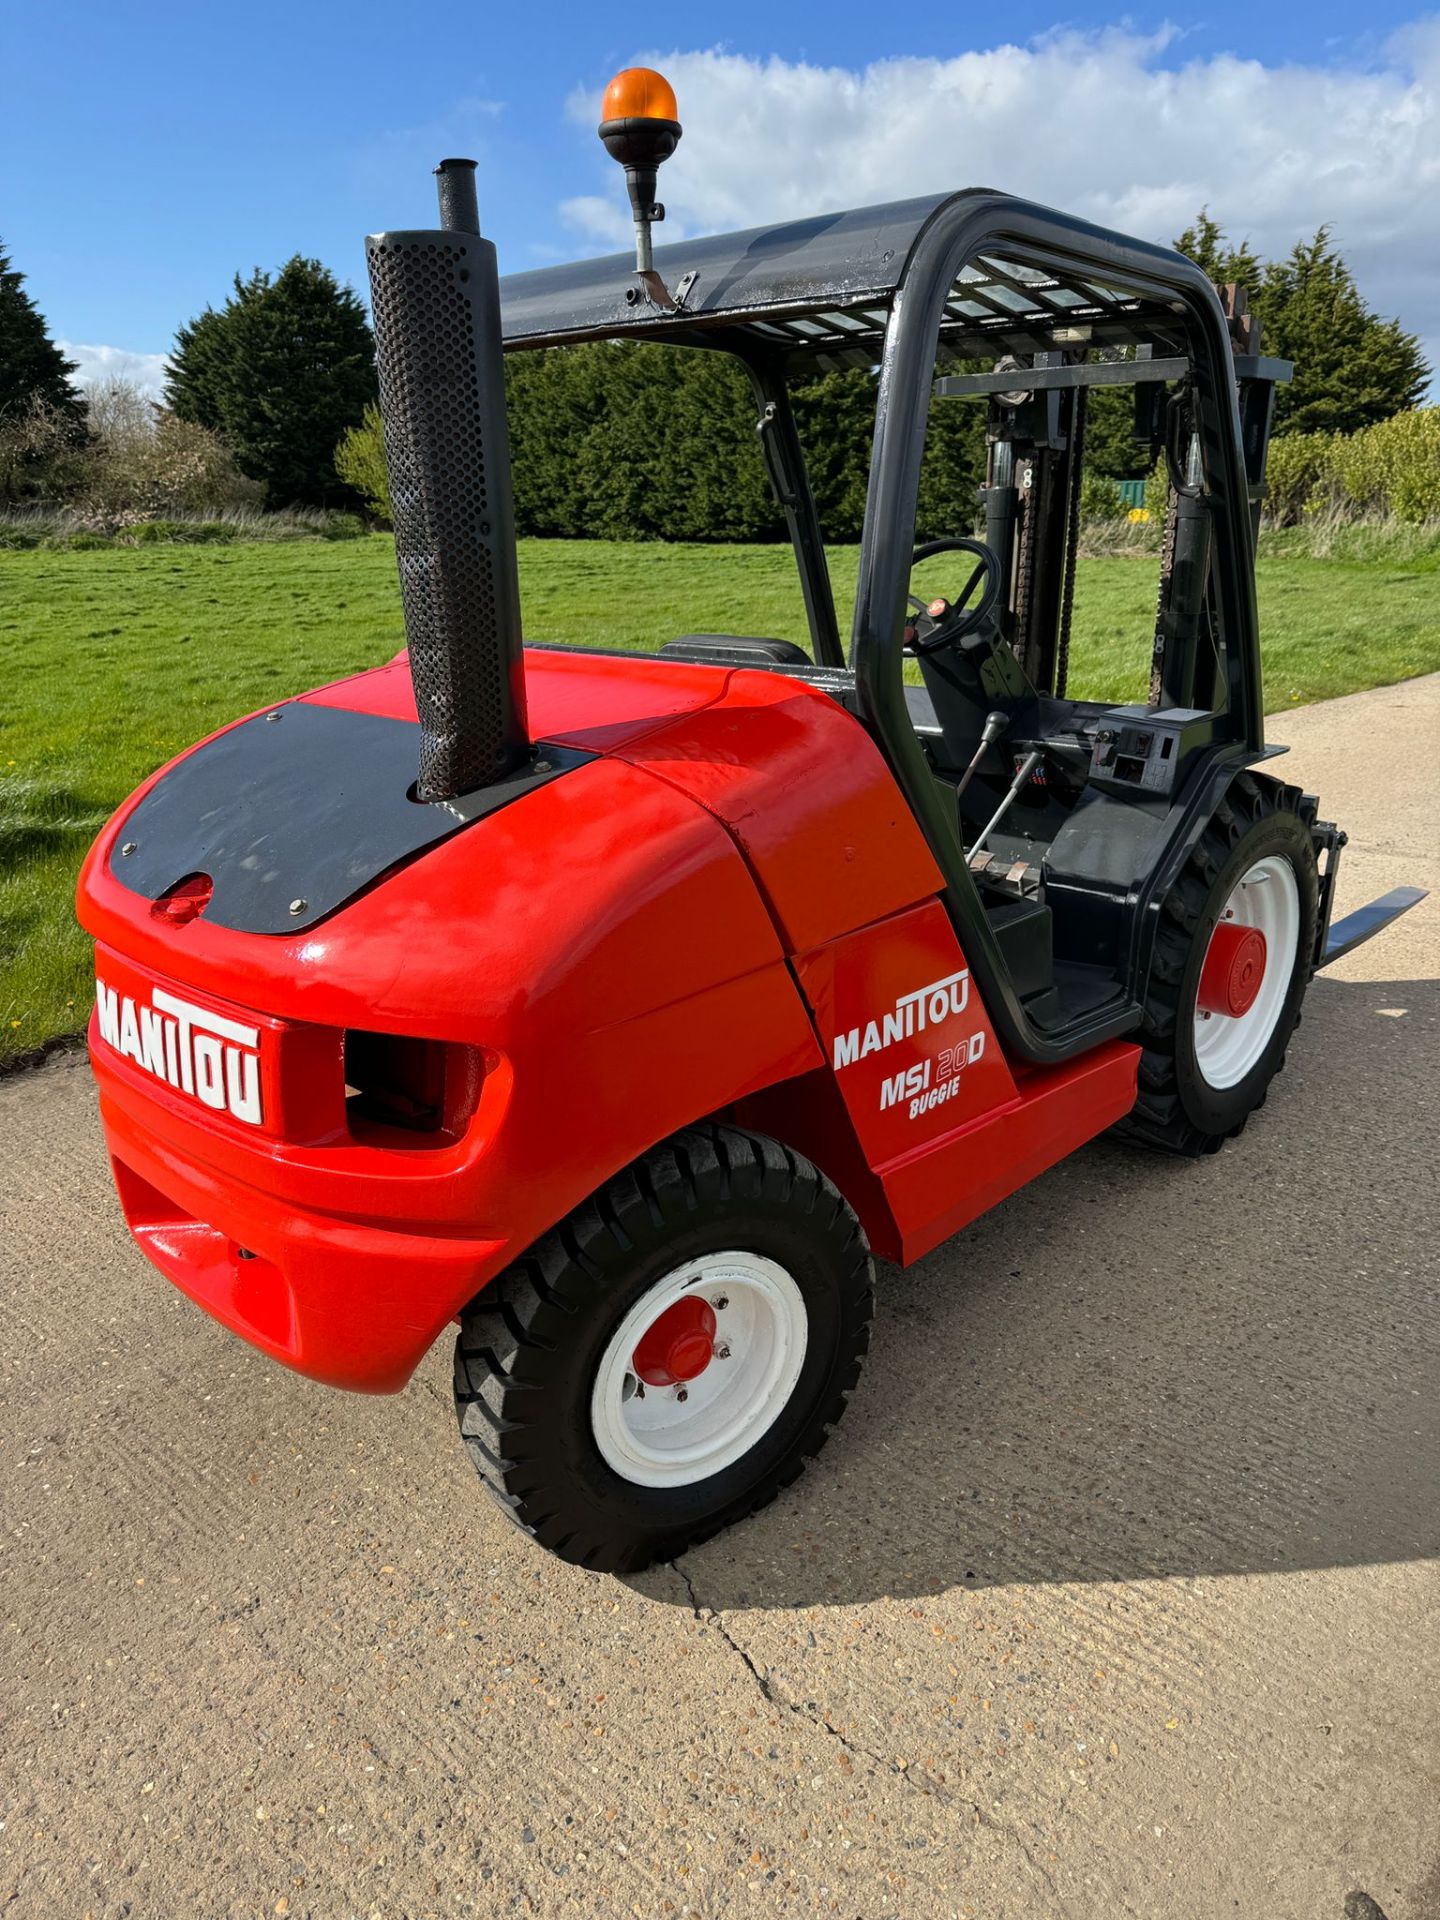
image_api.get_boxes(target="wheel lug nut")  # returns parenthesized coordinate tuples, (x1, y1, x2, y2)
(674, 1387, 689, 1403)
(713, 1296, 728, 1311)
(715, 1345, 731, 1360)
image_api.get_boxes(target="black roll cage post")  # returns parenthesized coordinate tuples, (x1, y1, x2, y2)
(853, 192, 1265, 1067)
(597, 330, 847, 668)
(741, 352, 845, 667)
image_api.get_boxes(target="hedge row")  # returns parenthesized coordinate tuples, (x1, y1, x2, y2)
(340, 342, 989, 544)
(1264, 408, 1440, 525)
(336, 342, 1440, 543)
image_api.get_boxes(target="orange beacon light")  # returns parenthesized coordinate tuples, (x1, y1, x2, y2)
(597, 66, 682, 286)
(600, 66, 679, 126)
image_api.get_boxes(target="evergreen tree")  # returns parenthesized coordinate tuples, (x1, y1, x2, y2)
(1255, 228, 1428, 435)
(1081, 390, 1150, 481)
(1076, 211, 1264, 479)
(497, 345, 984, 545)
(1087, 211, 1430, 473)
(504, 342, 784, 542)
(794, 368, 879, 542)
(167, 257, 375, 505)
(0, 239, 84, 423)
(1174, 214, 1427, 438)
(1173, 211, 1264, 296)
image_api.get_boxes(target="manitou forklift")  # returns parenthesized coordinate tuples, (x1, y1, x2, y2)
(78, 70, 1421, 1572)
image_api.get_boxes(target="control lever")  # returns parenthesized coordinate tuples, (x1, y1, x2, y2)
(968, 749, 1043, 860)
(952, 709, 1009, 812)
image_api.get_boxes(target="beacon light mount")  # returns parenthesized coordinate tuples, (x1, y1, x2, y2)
(597, 66, 687, 311)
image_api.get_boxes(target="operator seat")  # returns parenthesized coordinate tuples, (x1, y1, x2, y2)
(660, 634, 813, 668)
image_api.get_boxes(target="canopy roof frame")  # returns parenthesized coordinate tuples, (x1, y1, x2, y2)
(499, 189, 1268, 1075)
(499, 191, 1195, 372)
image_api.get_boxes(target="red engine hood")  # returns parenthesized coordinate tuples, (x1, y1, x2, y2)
(304, 641, 945, 956)
(80, 639, 943, 981)
(303, 644, 738, 756)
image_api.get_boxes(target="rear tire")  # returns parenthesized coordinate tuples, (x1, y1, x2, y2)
(453, 1124, 873, 1573)
(1117, 772, 1318, 1156)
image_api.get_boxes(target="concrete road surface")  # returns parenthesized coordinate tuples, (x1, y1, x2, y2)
(3, 675, 1438, 1920)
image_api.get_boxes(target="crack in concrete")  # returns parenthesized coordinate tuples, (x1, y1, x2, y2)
(670, 1560, 956, 1811)
(671, 1559, 1064, 1903)
(1011, 1827, 1061, 1900)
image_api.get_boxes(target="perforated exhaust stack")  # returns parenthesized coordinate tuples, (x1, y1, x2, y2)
(366, 159, 528, 801)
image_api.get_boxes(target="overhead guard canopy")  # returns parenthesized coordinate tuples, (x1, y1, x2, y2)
(500, 194, 950, 352)
(498, 190, 1197, 370)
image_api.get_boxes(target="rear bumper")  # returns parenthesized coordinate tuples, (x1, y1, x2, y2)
(97, 1069, 508, 1394)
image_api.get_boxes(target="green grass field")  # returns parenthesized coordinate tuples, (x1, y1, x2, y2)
(3, 532, 1438, 1066)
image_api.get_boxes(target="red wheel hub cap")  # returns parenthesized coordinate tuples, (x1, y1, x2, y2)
(632, 1295, 717, 1387)
(1198, 920, 1267, 1018)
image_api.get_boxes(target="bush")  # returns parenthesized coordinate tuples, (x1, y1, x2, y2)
(1145, 459, 1170, 518)
(1331, 408, 1440, 523)
(0, 501, 372, 550)
(77, 378, 263, 529)
(0, 394, 88, 504)
(334, 404, 390, 524)
(1262, 431, 1338, 526)
(1079, 471, 1126, 522)
(315, 511, 367, 541)
(1258, 407, 1440, 526)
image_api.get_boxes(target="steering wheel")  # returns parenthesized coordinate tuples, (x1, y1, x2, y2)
(904, 537, 1001, 655)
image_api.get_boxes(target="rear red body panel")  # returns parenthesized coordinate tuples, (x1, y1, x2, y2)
(78, 646, 1138, 1389)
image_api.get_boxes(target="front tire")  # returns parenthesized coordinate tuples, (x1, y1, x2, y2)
(453, 1125, 873, 1573)
(1118, 772, 1319, 1156)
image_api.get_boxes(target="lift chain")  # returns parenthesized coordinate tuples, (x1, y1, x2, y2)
(1011, 460, 1034, 671)
(1149, 483, 1178, 707)
(1149, 383, 1203, 706)
(1055, 385, 1088, 700)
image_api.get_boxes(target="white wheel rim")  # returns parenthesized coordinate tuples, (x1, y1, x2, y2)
(1193, 855, 1300, 1090)
(590, 1252, 809, 1489)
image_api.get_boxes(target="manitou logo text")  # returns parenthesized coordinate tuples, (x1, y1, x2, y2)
(832, 968, 971, 1071)
(96, 979, 263, 1125)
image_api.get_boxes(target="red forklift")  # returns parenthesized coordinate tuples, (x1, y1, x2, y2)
(78, 70, 1422, 1572)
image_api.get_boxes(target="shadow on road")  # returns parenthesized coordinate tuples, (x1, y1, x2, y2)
(630, 972, 1440, 1611)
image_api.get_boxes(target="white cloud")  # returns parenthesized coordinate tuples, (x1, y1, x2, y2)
(565, 25, 1440, 381)
(59, 342, 170, 395)
(559, 194, 634, 249)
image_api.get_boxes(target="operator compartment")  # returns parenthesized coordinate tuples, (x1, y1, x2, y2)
(875, 255, 1296, 1039)
(907, 627, 1224, 1029)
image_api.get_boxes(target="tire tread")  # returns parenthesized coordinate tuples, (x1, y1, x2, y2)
(1113, 771, 1316, 1157)
(452, 1123, 874, 1573)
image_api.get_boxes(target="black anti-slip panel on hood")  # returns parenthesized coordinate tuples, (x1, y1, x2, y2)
(110, 701, 589, 934)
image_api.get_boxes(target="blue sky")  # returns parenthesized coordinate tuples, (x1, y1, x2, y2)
(4, 1, 1437, 383)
